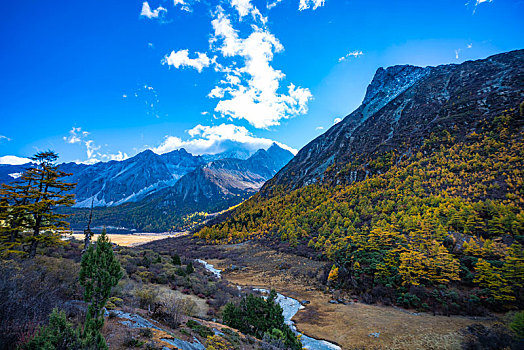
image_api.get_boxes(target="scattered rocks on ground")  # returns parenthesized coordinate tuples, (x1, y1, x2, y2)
(161, 337, 204, 350)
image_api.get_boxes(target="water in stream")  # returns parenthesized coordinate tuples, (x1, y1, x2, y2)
(254, 288, 341, 350)
(196, 260, 340, 350)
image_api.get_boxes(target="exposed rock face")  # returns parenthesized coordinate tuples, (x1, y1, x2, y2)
(151, 143, 294, 207)
(0, 143, 293, 230)
(262, 49, 524, 192)
(0, 143, 294, 210)
(65, 149, 205, 207)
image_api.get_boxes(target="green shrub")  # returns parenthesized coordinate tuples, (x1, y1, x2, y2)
(222, 290, 302, 350)
(509, 311, 524, 340)
(171, 254, 181, 266)
(186, 320, 214, 338)
(20, 309, 83, 350)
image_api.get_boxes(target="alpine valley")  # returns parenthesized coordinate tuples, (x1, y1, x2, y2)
(3, 1, 524, 349)
(1, 49, 523, 350)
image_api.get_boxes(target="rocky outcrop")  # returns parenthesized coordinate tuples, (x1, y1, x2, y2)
(151, 143, 294, 207)
(67, 149, 204, 207)
(262, 49, 524, 192)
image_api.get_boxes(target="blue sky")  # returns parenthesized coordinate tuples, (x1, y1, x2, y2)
(1, 0, 522, 164)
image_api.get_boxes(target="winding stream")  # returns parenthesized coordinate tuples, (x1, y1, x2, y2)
(196, 260, 341, 350)
(194, 259, 222, 278)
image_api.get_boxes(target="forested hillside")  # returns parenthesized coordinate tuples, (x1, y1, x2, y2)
(198, 51, 524, 315)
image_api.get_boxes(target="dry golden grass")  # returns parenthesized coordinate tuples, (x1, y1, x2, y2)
(386, 332, 463, 350)
(69, 232, 187, 247)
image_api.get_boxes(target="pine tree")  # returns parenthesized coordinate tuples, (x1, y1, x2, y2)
(83, 198, 95, 252)
(0, 185, 32, 257)
(186, 261, 194, 275)
(474, 258, 515, 302)
(171, 254, 181, 265)
(0, 151, 76, 258)
(79, 229, 123, 348)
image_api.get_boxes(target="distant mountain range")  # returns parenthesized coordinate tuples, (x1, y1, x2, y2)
(0, 143, 293, 231)
(157, 144, 294, 206)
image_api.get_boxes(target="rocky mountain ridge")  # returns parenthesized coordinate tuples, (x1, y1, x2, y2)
(262, 49, 524, 192)
(0, 143, 293, 209)
(146, 143, 294, 210)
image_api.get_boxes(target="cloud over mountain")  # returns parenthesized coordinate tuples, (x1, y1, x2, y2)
(150, 123, 297, 156)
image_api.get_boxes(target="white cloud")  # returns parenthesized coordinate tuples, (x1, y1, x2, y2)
(160, 3, 312, 129)
(231, 0, 253, 18)
(63, 127, 89, 144)
(161, 4, 311, 128)
(208, 86, 225, 98)
(63, 127, 128, 164)
(151, 123, 297, 155)
(333, 117, 342, 124)
(0, 155, 31, 165)
(229, 0, 267, 23)
(173, 0, 192, 12)
(455, 43, 473, 59)
(99, 151, 128, 162)
(79, 151, 129, 165)
(299, 0, 325, 11)
(109, 151, 128, 161)
(84, 140, 100, 159)
(140, 2, 167, 19)
(315, 126, 324, 130)
(338, 50, 363, 62)
(162, 50, 212, 72)
(0, 135, 11, 142)
(469, 0, 493, 14)
(208, 7, 312, 128)
(267, 0, 284, 10)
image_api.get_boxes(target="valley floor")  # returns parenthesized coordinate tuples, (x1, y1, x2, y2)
(144, 237, 496, 350)
(69, 232, 186, 247)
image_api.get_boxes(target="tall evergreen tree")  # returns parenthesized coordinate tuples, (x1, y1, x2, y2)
(171, 253, 181, 265)
(79, 229, 123, 349)
(186, 261, 194, 275)
(0, 184, 32, 257)
(0, 151, 75, 258)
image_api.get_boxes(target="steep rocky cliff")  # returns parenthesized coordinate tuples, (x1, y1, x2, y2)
(263, 49, 524, 192)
